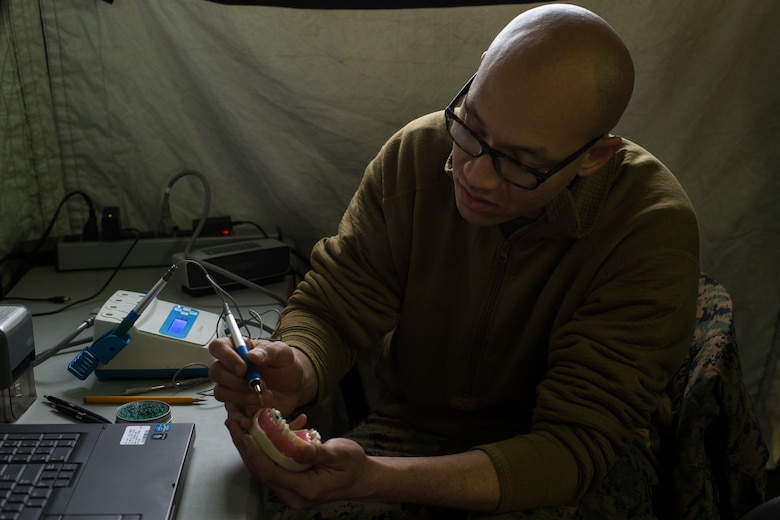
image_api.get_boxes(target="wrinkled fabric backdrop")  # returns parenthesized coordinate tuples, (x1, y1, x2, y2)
(2, 0, 779, 464)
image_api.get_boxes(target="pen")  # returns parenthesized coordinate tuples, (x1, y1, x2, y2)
(47, 403, 109, 424)
(223, 302, 263, 395)
(44, 395, 113, 424)
(82, 395, 207, 405)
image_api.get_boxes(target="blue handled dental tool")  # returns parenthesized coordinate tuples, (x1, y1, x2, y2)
(68, 264, 177, 379)
(113, 264, 177, 337)
(223, 302, 263, 395)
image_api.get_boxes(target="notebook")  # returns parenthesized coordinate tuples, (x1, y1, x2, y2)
(0, 421, 195, 520)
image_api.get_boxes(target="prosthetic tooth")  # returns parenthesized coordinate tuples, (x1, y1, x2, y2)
(263, 407, 319, 448)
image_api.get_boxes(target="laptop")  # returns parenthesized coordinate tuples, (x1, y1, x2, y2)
(0, 421, 195, 520)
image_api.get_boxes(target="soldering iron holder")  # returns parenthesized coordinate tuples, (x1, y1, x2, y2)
(67, 330, 131, 380)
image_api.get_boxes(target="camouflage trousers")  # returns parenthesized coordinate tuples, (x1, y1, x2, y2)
(260, 413, 658, 520)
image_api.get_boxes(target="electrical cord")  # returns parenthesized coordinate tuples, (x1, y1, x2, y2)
(33, 308, 100, 366)
(3, 295, 71, 304)
(232, 220, 269, 238)
(158, 170, 211, 237)
(159, 170, 289, 306)
(244, 308, 281, 338)
(198, 258, 290, 307)
(27, 229, 142, 317)
(178, 259, 273, 338)
(3, 191, 98, 297)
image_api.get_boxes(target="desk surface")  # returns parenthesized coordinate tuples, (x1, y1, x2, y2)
(6, 265, 294, 519)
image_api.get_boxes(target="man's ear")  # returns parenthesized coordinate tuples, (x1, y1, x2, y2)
(576, 136, 622, 178)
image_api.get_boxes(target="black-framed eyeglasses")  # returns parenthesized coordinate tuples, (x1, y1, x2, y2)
(444, 73, 604, 190)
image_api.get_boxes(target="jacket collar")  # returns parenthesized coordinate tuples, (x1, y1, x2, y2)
(545, 152, 620, 239)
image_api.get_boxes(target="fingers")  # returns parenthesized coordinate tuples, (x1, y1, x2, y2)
(209, 337, 289, 378)
(225, 415, 264, 474)
(212, 337, 311, 426)
(287, 413, 308, 430)
(225, 402, 255, 431)
(225, 411, 363, 510)
(208, 338, 246, 381)
(208, 337, 277, 402)
(225, 414, 301, 487)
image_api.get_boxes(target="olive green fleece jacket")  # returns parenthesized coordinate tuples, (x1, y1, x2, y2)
(276, 112, 700, 512)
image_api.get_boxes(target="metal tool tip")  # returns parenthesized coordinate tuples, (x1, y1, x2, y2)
(250, 382, 264, 406)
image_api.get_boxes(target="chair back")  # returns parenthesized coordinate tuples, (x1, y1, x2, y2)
(656, 274, 768, 519)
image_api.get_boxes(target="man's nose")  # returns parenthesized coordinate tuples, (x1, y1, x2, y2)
(464, 153, 503, 190)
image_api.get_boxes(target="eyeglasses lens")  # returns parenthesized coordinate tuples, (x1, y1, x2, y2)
(447, 116, 481, 155)
(447, 114, 539, 189)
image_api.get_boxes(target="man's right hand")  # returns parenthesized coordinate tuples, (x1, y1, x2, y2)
(208, 337, 316, 419)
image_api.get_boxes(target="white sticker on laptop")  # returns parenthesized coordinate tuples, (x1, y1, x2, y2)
(120, 425, 151, 445)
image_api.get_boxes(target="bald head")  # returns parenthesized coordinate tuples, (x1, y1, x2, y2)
(478, 4, 634, 138)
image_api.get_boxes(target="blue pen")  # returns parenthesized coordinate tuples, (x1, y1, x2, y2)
(223, 303, 262, 395)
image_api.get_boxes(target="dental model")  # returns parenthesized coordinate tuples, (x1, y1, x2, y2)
(249, 408, 321, 471)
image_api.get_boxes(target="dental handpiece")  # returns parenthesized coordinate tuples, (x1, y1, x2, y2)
(223, 303, 263, 394)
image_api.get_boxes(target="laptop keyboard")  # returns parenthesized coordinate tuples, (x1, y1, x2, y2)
(0, 432, 80, 520)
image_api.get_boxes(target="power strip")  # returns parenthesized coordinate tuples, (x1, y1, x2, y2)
(56, 234, 269, 271)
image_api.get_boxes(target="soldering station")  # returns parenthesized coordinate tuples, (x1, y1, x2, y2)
(67, 261, 268, 395)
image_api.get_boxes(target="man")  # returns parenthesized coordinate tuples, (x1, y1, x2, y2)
(209, 4, 700, 518)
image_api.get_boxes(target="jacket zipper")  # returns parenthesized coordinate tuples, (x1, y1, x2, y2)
(461, 240, 511, 400)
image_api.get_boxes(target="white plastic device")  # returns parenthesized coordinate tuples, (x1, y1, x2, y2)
(92, 290, 219, 380)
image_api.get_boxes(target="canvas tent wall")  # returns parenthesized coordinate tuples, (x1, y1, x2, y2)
(2, 0, 779, 465)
